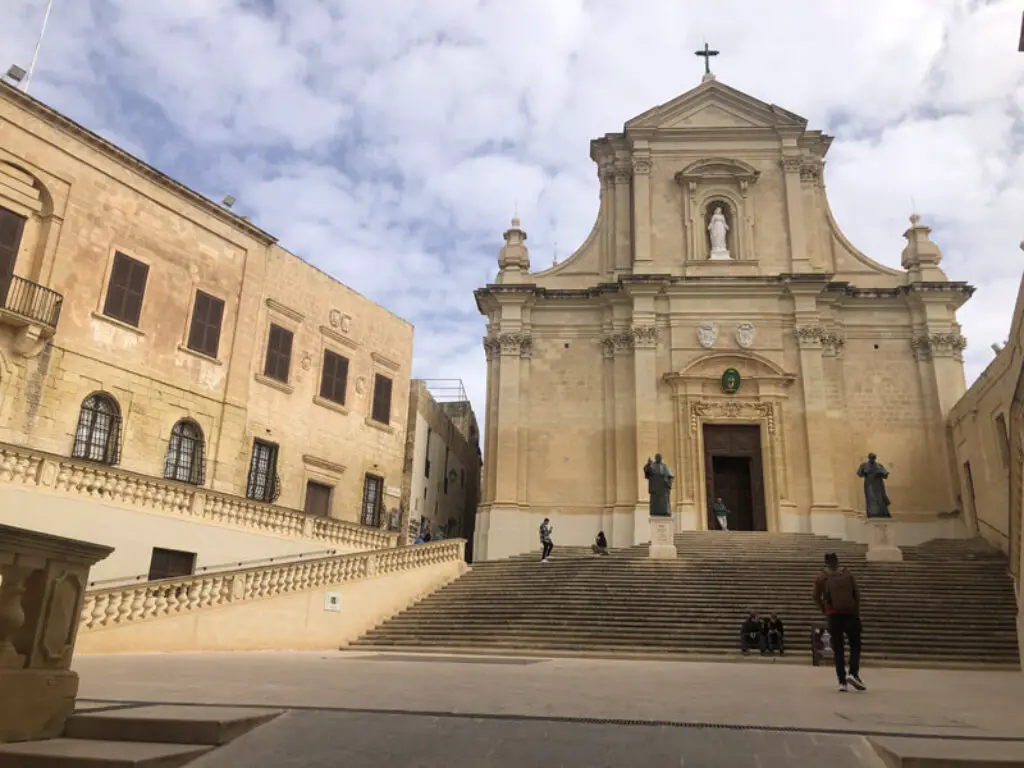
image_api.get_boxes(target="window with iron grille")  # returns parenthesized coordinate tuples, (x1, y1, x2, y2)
(319, 350, 349, 405)
(103, 252, 149, 327)
(371, 374, 392, 424)
(164, 419, 205, 485)
(361, 474, 384, 527)
(263, 324, 293, 383)
(304, 481, 332, 517)
(147, 547, 196, 581)
(186, 290, 225, 359)
(72, 393, 121, 465)
(246, 439, 279, 502)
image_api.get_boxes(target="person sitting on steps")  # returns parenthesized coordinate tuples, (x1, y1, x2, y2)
(740, 613, 766, 655)
(592, 531, 609, 556)
(764, 614, 785, 655)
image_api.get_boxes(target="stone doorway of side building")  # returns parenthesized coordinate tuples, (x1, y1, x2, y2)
(703, 423, 768, 532)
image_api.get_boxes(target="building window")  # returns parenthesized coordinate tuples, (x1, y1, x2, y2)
(102, 251, 149, 327)
(147, 547, 196, 581)
(164, 419, 205, 486)
(246, 439, 280, 503)
(361, 474, 384, 527)
(304, 481, 332, 517)
(71, 393, 121, 465)
(319, 350, 349, 405)
(995, 413, 1011, 468)
(263, 324, 293, 383)
(443, 447, 450, 494)
(371, 374, 393, 424)
(186, 290, 225, 359)
(0, 206, 26, 303)
(424, 428, 431, 478)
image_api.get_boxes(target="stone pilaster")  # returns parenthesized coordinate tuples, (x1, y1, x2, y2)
(793, 322, 838, 514)
(631, 152, 654, 273)
(781, 155, 810, 273)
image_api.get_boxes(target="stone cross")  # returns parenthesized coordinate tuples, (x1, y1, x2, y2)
(695, 42, 719, 75)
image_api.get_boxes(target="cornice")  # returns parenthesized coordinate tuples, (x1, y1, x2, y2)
(265, 298, 305, 324)
(0, 82, 277, 246)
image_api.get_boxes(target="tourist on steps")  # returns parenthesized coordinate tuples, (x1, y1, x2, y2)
(740, 613, 766, 654)
(540, 518, 554, 563)
(764, 614, 785, 655)
(712, 497, 730, 530)
(592, 531, 609, 556)
(814, 552, 866, 692)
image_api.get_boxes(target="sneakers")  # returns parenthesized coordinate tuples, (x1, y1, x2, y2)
(837, 682, 848, 692)
(541, 558, 549, 563)
(847, 673, 866, 691)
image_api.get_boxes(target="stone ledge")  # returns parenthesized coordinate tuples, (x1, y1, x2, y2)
(253, 372, 293, 395)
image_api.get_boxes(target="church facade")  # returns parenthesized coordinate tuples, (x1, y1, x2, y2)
(474, 77, 973, 561)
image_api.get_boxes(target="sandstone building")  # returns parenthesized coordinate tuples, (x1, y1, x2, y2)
(474, 75, 972, 562)
(399, 380, 481, 554)
(0, 82, 412, 581)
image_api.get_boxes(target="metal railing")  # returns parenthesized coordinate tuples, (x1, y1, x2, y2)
(0, 274, 63, 329)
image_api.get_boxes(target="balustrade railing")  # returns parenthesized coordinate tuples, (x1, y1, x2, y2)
(79, 539, 464, 633)
(0, 441, 398, 552)
(0, 275, 63, 330)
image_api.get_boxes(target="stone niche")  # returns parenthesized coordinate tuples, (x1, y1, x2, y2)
(675, 158, 760, 263)
(0, 524, 113, 743)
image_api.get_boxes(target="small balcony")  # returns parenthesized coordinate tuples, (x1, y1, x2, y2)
(0, 275, 63, 354)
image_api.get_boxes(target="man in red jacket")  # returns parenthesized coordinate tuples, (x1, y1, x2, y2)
(814, 553, 866, 692)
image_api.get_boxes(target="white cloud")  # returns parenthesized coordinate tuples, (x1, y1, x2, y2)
(2, 0, 1022, 443)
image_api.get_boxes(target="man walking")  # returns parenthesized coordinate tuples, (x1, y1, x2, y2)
(814, 552, 866, 692)
(540, 518, 554, 563)
(712, 497, 730, 530)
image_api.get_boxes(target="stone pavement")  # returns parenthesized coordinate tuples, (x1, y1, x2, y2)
(69, 651, 1024, 766)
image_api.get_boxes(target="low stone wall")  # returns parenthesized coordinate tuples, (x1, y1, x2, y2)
(75, 540, 467, 653)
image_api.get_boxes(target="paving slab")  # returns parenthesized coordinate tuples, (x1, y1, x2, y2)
(65, 704, 282, 745)
(869, 736, 1024, 767)
(0, 737, 211, 767)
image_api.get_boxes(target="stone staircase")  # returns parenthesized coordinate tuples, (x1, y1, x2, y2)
(353, 532, 1021, 668)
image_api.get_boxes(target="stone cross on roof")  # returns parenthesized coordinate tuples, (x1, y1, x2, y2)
(695, 42, 719, 79)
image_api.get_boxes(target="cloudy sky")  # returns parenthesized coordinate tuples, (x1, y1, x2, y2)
(2, 0, 1022, 424)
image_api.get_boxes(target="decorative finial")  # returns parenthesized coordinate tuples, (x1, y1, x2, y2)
(909, 213, 921, 226)
(511, 217, 521, 228)
(695, 42, 719, 79)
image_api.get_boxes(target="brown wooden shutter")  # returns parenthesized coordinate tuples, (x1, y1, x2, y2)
(187, 290, 225, 358)
(319, 350, 349, 404)
(103, 252, 149, 326)
(372, 374, 393, 424)
(263, 324, 293, 382)
(304, 481, 332, 516)
(0, 208, 26, 296)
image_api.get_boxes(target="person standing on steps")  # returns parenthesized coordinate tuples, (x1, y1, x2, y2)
(712, 497, 730, 530)
(814, 552, 866, 692)
(540, 518, 554, 563)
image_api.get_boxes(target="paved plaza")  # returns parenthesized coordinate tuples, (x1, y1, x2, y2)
(72, 651, 1024, 766)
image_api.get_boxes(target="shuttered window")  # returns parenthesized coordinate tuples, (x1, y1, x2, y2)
(103, 252, 149, 326)
(304, 481, 333, 517)
(371, 374, 392, 424)
(0, 207, 25, 300)
(186, 290, 225, 359)
(319, 350, 349, 405)
(147, 547, 196, 581)
(263, 324, 293, 383)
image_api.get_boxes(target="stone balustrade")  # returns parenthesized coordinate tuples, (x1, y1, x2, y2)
(0, 524, 113, 742)
(0, 441, 398, 552)
(80, 539, 465, 634)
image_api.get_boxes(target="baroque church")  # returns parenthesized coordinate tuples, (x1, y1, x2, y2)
(473, 72, 972, 562)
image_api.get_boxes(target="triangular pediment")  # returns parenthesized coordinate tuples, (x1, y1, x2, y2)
(626, 79, 807, 132)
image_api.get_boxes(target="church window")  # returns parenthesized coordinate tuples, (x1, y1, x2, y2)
(164, 419, 205, 485)
(371, 374, 393, 424)
(319, 349, 349, 405)
(72, 393, 122, 465)
(264, 324, 294, 383)
(103, 252, 149, 327)
(187, 290, 225, 359)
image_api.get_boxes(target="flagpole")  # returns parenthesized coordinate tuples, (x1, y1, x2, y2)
(23, 0, 55, 93)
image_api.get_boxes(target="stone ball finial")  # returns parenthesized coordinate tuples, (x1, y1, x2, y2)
(910, 213, 921, 226)
(511, 217, 521, 228)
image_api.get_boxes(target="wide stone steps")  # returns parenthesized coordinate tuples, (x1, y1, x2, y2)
(355, 533, 1020, 668)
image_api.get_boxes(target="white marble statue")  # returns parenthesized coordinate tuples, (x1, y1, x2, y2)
(708, 206, 731, 260)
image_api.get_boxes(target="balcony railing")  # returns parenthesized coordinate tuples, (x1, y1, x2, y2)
(0, 274, 64, 331)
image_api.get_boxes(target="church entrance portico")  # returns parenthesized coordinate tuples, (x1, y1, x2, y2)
(703, 424, 767, 531)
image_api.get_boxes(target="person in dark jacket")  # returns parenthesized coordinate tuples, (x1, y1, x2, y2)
(592, 531, 609, 555)
(814, 552, 866, 692)
(539, 518, 554, 562)
(764, 614, 785, 655)
(740, 613, 766, 654)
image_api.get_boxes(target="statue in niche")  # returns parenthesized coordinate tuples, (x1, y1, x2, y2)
(644, 453, 674, 517)
(707, 205, 732, 260)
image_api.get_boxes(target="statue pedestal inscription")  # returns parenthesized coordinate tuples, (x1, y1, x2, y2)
(649, 517, 677, 560)
(865, 520, 903, 563)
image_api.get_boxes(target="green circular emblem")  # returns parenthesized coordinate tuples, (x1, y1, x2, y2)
(722, 368, 741, 395)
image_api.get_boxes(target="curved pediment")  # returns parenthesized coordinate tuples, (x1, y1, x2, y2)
(675, 157, 761, 185)
(681, 351, 790, 378)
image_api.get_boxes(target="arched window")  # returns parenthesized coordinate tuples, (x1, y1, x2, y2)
(164, 420, 205, 486)
(72, 393, 121, 465)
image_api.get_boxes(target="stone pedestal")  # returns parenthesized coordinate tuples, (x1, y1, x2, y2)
(649, 517, 677, 560)
(865, 520, 903, 562)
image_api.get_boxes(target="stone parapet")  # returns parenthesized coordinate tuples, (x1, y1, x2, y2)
(79, 539, 464, 635)
(0, 441, 397, 553)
